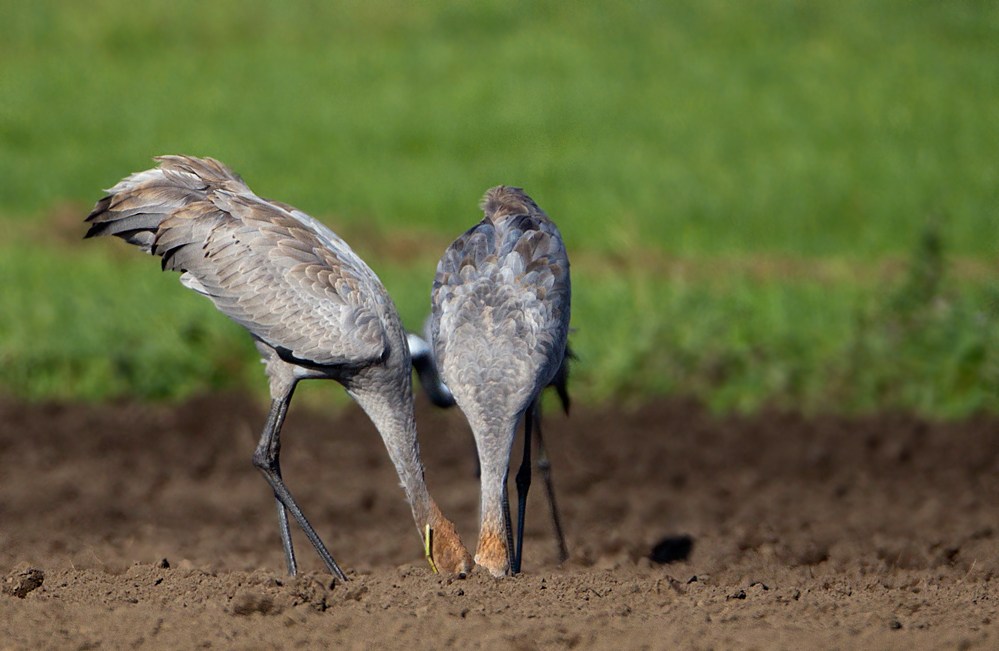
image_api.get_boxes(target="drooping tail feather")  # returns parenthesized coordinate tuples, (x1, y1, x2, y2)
(84, 156, 245, 254)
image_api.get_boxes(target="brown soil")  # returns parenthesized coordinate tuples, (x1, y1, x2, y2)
(1, 393, 997, 650)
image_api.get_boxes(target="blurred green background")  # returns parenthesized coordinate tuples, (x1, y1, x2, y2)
(1, 0, 997, 415)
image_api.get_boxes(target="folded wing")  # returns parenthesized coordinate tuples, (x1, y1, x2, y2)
(86, 155, 388, 367)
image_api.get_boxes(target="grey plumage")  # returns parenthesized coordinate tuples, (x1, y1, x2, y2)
(86, 155, 473, 580)
(409, 321, 571, 413)
(430, 186, 570, 576)
(408, 326, 573, 565)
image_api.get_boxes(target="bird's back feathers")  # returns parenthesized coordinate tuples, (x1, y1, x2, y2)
(431, 187, 570, 420)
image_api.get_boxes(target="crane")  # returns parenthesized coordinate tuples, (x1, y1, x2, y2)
(85, 155, 473, 581)
(429, 186, 570, 576)
(408, 327, 572, 565)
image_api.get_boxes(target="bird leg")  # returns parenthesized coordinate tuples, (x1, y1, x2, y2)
(500, 468, 515, 574)
(254, 394, 297, 575)
(512, 400, 536, 575)
(252, 390, 349, 582)
(533, 404, 569, 563)
(274, 481, 296, 576)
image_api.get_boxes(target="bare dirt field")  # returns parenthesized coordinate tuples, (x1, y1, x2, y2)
(1, 392, 997, 650)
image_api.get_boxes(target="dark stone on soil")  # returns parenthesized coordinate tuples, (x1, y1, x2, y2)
(650, 535, 694, 564)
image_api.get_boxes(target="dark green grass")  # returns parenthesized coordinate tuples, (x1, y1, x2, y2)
(1, 0, 997, 256)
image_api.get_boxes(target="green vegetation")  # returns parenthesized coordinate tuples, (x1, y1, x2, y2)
(3, 227, 997, 415)
(573, 231, 999, 416)
(1, 1, 997, 415)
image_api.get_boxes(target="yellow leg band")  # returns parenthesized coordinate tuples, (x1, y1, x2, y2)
(424, 524, 439, 574)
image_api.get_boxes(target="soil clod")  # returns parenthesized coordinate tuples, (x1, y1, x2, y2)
(2, 565, 44, 599)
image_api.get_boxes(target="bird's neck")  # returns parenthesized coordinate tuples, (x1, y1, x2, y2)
(467, 414, 521, 576)
(471, 414, 520, 523)
(347, 373, 434, 526)
(348, 363, 473, 575)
